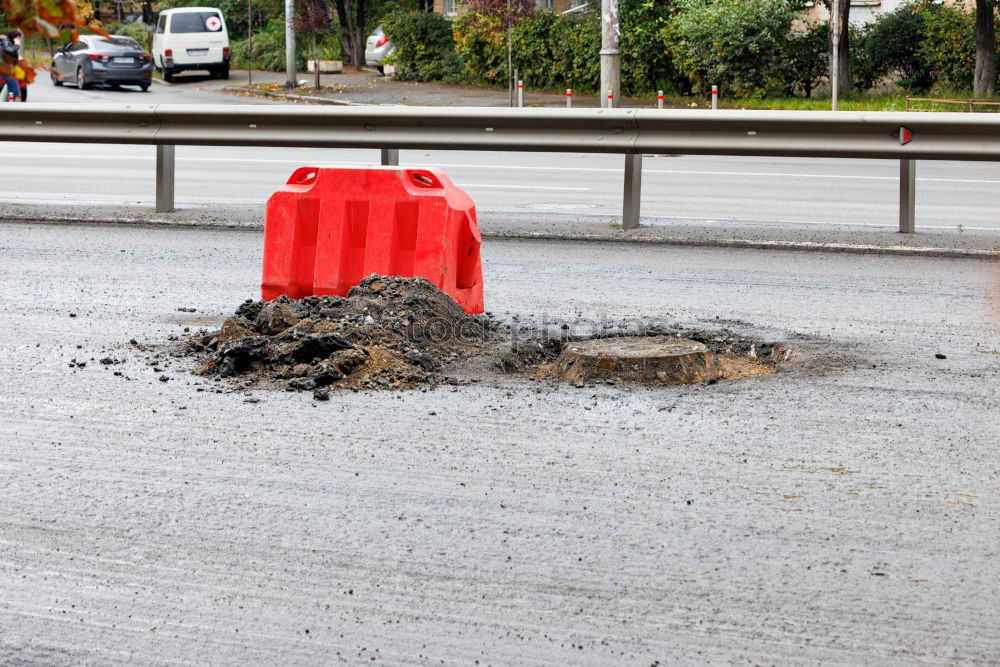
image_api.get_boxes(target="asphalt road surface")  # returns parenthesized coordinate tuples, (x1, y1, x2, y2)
(1, 221, 998, 663)
(9, 76, 1000, 234)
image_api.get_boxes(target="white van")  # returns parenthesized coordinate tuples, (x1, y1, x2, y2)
(152, 7, 230, 82)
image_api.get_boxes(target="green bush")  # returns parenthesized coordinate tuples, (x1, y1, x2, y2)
(917, 2, 998, 93)
(382, 10, 461, 81)
(454, 8, 676, 95)
(315, 32, 343, 61)
(104, 21, 151, 46)
(855, 2, 933, 91)
(509, 10, 564, 89)
(549, 14, 600, 92)
(455, 11, 599, 91)
(781, 21, 828, 97)
(665, 0, 806, 97)
(453, 12, 508, 85)
(620, 0, 681, 95)
(230, 18, 308, 71)
(516, 11, 602, 90)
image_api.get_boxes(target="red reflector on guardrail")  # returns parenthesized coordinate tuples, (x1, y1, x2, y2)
(900, 127, 912, 145)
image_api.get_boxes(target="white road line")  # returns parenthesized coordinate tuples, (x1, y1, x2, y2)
(454, 183, 588, 191)
(0, 193, 262, 205)
(0, 182, 584, 205)
(3, 152, 1000, 184)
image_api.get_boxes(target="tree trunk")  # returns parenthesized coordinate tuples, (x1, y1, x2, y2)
(830, 0, 852, 95)
(974, 0, 996, 98)
(352, 0, 365, 73)
(341, 27, 356, 67)
(333, 0, 354, 67)
(334, 0, 366, 71)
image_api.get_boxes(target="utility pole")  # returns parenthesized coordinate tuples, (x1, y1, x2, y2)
(285, 0, 296, 88)
(600, 0, 620, 109)
(247, 0, 253, 86)
(831, 0, 839, 111)
(507, 0, 513, 107)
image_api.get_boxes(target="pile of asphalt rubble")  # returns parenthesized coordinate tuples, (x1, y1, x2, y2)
(180, 275, 789, 400)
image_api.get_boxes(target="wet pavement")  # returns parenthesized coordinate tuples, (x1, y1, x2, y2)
(1, 221, 998, 664)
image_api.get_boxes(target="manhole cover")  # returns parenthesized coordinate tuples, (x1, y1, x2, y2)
(554, 336, 723, 384)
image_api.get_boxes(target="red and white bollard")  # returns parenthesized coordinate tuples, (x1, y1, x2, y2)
(712, 85, 719, 111)
(606, 90, 614, 108)
(566, 88, 573, 108)
(517, 80, 524, 108)
(657, 90, 664, 110)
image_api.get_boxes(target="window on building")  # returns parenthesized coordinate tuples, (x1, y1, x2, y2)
(536, 0, 553, 9)
(442, 0, 457, 16)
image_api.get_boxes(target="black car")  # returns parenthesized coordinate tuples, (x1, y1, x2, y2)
(51, 35, 153, 91)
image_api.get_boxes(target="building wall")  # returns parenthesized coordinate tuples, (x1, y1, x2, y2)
(552, 0, 590, 13)
(805, 0, 974, 26)
(433, 0, 457, 18)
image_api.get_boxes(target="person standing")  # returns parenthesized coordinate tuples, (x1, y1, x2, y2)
(1, 29, 23, 102)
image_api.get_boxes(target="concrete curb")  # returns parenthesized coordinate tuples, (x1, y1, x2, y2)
(4, 210, 998, 260)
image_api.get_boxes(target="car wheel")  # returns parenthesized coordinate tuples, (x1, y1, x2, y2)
(139, 83, 150, 92)
(219, 65, 229, 80)
(51, 72, 62, 86)
(376, 65, 384, 74)
(163, 67, 174, 83)
(76, 66, 89, 90)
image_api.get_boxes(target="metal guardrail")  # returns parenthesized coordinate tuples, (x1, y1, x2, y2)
(3, 104, 1000, 232)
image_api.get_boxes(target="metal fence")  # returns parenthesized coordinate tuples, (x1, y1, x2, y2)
(3, 104, 999, 232)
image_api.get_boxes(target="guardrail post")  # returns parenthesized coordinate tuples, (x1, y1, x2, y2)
(380, 148, 399, 166)
(899, 159, 915, 233)
(155, 145, 175, 214)
(623, 153, 642, 230)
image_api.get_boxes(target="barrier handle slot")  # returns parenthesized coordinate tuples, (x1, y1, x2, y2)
(409, 170, 443, 190)
(288, 168, 319, 185)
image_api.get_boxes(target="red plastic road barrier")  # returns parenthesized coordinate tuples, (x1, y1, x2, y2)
(262, 166, 484, 314)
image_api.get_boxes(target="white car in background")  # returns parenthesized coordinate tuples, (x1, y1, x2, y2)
(364, 26, 394, 74)
(152, 7, 230, 82)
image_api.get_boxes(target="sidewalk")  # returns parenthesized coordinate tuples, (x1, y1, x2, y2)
(211, 67, 672, 108)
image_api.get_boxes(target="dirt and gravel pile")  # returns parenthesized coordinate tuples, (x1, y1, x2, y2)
(178, 275, 793, 397)
(183, 275, 496, 398)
